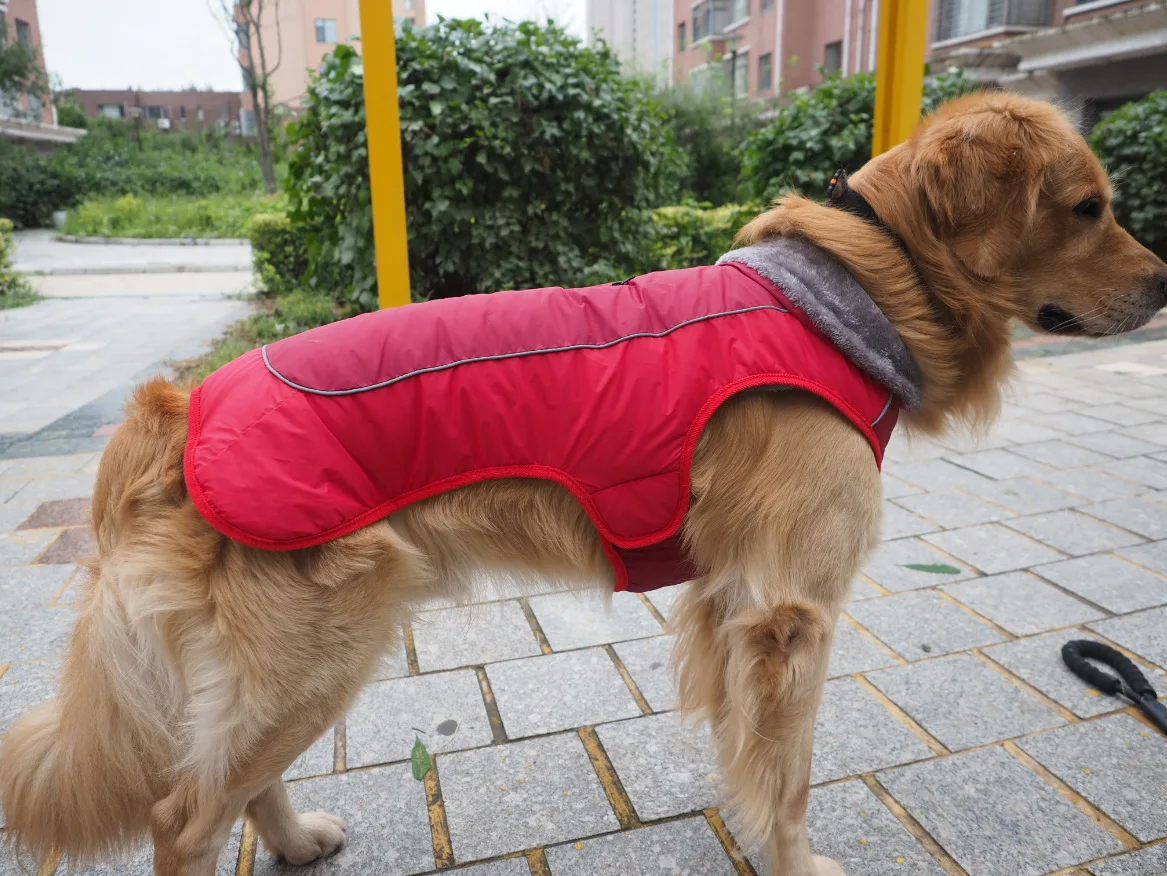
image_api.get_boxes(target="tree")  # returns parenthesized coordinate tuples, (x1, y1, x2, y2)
(208, 0, 281, 194)
(0, 36, 47, 118)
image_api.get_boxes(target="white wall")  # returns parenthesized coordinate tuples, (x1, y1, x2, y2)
(587, 0, 673, 86)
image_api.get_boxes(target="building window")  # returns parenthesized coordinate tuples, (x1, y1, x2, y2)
(404, 0, 414, 7)
(761, 0, 775, 9)
(726, 50, 749, 99)
(758, 52, 773, 92)
(823, 40, 843, 73)
(236, 21, 250, 51)
(180, 106, 187, 120)
(143, 106, 168, 121)
(99, 104, 124, 119)
(692, 0, 730, 42)
(935, 0, 1049, 42)
(730, 0, 750, 22)
(197, 107, 206, 121)
(677, 21, 686, 50)
(0, 11, 7, 47)
(27, 92, 42, 118)
(315, 18, 338, 43)
(15, 19, 31, 49)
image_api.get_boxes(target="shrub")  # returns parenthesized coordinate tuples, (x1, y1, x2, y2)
(286, 21, 681, 310)
(62, 193, 285, 239)
(1090, 90, 1167, 259)
(249, 212, 309, 294)
(0, 139, 80, 228)
(0, 218, 37, 308)
(739, 68, 980, 201)
(641, 203, 762, 272)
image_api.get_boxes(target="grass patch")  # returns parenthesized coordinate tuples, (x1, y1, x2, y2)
(173, 291, 353, 383)
(0, 287, 40, 309)
(63, 193, 288, 239)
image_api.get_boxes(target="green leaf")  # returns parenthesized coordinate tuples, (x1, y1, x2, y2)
(903, 563, 962, 575)
(411, 736, 432, 781)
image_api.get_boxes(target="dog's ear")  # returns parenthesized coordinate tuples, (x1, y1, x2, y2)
(911, 97, 1064, 277)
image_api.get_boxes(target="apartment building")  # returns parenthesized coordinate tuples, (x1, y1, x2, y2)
(0, 0, 53, 124)
(74, 90, 245, 132)
(240, 0, 425, 111)
(587, 0, 675, 85)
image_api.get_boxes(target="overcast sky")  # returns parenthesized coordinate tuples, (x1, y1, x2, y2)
(39, 0, 588, 91)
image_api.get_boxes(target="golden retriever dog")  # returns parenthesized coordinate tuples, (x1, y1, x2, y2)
(3, 92, 1165, 876)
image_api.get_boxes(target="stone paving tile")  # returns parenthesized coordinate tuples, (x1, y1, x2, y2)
(1005, 510, 1143, 557)
(0, 660, 57, 733)
(34, 526, 97, 565)
(881, 473, 923, 499)
(54, 821, 243, 875)
(885, 438, 950, 463)
(412, 601, 541, 672)
(1035, 467, 1151, 501)
(0, 531, 55, 568)
(1118, 539, 1167, 577)
(643, 585, 682, 620)
(488, 647, 641, 738)
(1084, 405, 1162, 427)
(345, 670, 493, 768)
(0, 454, 93, 479)
(1070, 432, 1164, 459)
(0, 501, 37, 535)
(1089, 607, 1167, 669)
(0, 564, 74, 611)
(527, 591, 662, 650)
(13, 497, 90, 529)
(848, 578, 885, 602)
(879, 746, 1125, 876)
(285, 728, 335, 781)
(867, 654, 1064, 751)
(932, 430, 1015, 453)
(811, 678, 934, 784)
(886, 459, 994, 492)
(1020, 714, 1167, 843)
(1090, 844, 1167, 875)
(612, 635, 676, 711)
(881, 502, 939, 539)
(1082, 497, 1167, 540)
(948, 449, 1056, 480)
(924, 523, 1063, 574)
(596, 713, 720, 820)
(545, 818, 737, 876)
(440, 733, 619, 861)
(1119, 423, 1167, 446)
(1025, 411, 1115, 436)
(1100, 457, 1167, 490)
(805, 780, 946, 876)
(1012, 392, 1080, 414)
(6, 475, 95, 504)
(1010, 440, 1114, 469)
(892, 490, 1014, 528)
(960, 477, 1081, 514)
(0, 480, 30, 504)
(0, 608, 74, 663)
(862, 537, 978, 593)
(372, 639, 411, 682)
(992, 420, 1067, 443)
(846, 591, 1005, 660)
(828, 618, 900, 678)
(254, 765, 432, 876)
(942, 571, 1103, 636)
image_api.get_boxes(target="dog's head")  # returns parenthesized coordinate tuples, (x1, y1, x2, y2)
(904, 92, 1167, 336)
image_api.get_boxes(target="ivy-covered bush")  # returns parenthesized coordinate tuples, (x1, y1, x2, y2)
(1090, 90, 1167, 259)
(0, 218, 36, 307)
(249, 212, 309, 294)
(0, 139, 80, 228)
(63, 193, 285, 239)
(640, 203, 762, 272)
(286, 20, 681, 309)
(739, 68, 979, 201)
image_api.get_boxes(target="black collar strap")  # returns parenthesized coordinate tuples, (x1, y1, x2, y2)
(826, 169, 913, 262)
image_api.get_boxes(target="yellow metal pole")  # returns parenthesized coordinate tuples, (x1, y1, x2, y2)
(360, 0, 411, 308)
(871, 0, 929, 157)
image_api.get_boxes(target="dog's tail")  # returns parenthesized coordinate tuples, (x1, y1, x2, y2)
(0, 379, 193, 867)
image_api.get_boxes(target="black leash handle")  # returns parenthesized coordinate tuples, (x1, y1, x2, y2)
(1062, 639, 1167, 734)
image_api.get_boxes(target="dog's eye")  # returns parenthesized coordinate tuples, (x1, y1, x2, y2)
(1074, 198, 1102, 219)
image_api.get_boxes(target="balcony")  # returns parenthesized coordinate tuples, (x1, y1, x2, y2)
(691, 0, 751, 43)
(934, 0, 1051, 44)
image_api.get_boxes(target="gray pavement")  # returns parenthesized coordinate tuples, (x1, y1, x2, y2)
(12, 230, 252, 275)
(2, 282, 1167, 873)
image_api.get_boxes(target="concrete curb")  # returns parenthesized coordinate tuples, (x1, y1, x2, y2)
(15, 264, 254, 276)
(54, 235, 250, 247)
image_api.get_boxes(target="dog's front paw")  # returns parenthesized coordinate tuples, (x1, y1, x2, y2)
(279, 811, 347, 866)
(813, 856, 847, 876)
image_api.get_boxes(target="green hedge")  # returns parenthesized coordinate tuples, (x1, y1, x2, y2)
(0, 139, 79, 229)
(62, 194, 287, 239)
(0, 218, 36, 308)
(639, 203, 762, 273)
(249, 213, 309, 294)
(1090, 90, 1167, 259)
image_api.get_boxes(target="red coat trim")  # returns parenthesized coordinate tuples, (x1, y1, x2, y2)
(185, 263, 900, 592)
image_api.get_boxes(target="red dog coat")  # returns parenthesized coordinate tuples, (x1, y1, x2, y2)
(185, 261, 900, 592)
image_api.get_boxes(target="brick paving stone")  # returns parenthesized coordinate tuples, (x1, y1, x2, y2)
(924, 523, 1063, 574)
(1089, 607, 1167, 669)
(0, 481, 29, 504)
(412, 601, 541, 672)
(54, 822, 243, 875)
(948, 449, 1056, 480)
(1035, 468, 1150, 501)
(892, 491, 1014, 529)
(643, 585, 683, 620)
(1010, 440, 1114, 469)
(867, 654, 1064, 751)
(1005, 511, 1143, 557)
(1081, 497, 1167, 540)
(0, 454, 94, 479)
(545, 818, 737, 876)
(862, 537, 978, 592)
(0, 608, 74, 663)
(1069, 432, 1163, 459)
(488, 647, 641, 738)
(527, 591, 662, 650)
(612, 635, 676, 711)
(0, 564, 74, 611)
(811, 678, 934, 784)
(0, 661, 57, 733)
(14, 497, 90, 529)
(441, 733, 619, 861)
(885, 438, 950, 463)
(285, 728, 335, 781)
(1025, 411, 1114, 436)
(846, 591, 1005, 660)
(1020, 714, 1167, 843)
(0, 531, 55, 568)
(1090, 845, 1167, 875)
(34, 526, 97, 565)
(960, 477, 1080, 515)
(372, 639, 411, 681)
(1100, 457, 1167, 490)
(805, 780, 946, 876)
(596, 713, 719, 819)
(1083, 405, 1162, 427)
(6, 475, 95, 504)
(346, 670, 493, 768)
(992, 420, 1067, 443)
(886, 459, 994, 492)
(942, 571, 1103, 636)
(881, 473, 923, 499)
(446, 862, 529, 876)
(0, 502, 38, 535)
(828, 618, 899, 678)
(879, 746, 1125, 876)
(1119, 423, 1167, 446)
(933, 431, 1014, 453)
(848, 578, 885, 602)
(1119, 539, 1167, 577)
(254, 765, 432, 876)
(881, 502, 939, 539)
(1013, 393, 1080, 414)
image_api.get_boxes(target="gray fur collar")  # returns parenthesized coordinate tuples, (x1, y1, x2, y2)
(718, 236, 924, 412)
